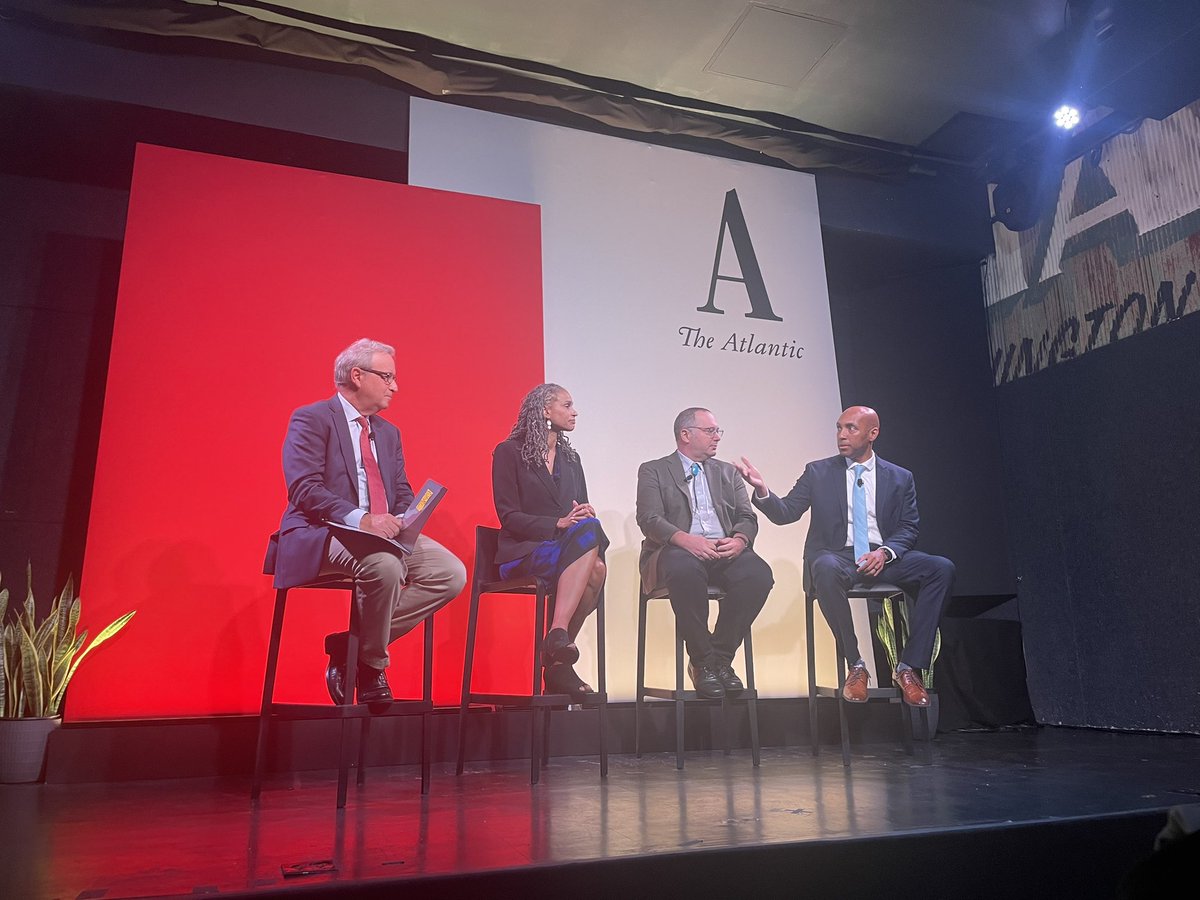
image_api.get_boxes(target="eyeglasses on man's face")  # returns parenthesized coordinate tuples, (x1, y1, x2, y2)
(688, 426, 724, 437)
(359, 367, 396, 385)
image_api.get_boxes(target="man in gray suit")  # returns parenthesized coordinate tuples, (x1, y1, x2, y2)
(636, 407, 774, 698)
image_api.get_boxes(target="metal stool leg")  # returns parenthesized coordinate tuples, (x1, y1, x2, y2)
(596, 587, 609, 778)
(251, 588, 289, 802)
(673, 621, 686, 770)
(635, 590, 648, 758)
(456, 584, 483, 776)
(744, 632, 760, 767)
(806, 594, 820, 758)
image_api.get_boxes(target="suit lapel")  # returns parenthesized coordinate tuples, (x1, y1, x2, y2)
(706, 462, 730, 532)
(372, 417, 396, 508)
(829, 457, 848, 534)
(534, 461, 563, 510)
(666, 455, 690, 504)
(874, 457, 894, 527)
(328, 397, 360, 504)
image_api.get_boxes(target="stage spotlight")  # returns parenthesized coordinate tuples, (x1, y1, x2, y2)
(1053, 104, 1082, 129)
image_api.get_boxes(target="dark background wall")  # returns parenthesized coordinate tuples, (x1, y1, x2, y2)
(995, 306, 1200, 732)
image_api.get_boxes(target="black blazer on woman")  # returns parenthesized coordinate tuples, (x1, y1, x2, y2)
(492, 438, 591, 564)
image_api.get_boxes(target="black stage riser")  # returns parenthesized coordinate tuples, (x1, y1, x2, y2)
(199, 810, 1168, 900)
(48, 700, 938, 783)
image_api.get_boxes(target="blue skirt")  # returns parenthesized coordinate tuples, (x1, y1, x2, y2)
(499, 517, 608, 582)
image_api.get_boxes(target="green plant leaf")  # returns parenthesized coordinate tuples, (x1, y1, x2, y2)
(874, 596, 900, 671)
(55, 611, 136, 713)
(926, 627, 942, 687)
(48, 633, 87, 716)
(1, 569, 136, 719)
(19, 625, 47, 717)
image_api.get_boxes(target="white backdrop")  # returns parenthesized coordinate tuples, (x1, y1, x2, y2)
(410, 98, 871, 699)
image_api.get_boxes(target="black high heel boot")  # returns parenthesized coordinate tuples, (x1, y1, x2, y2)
(540, 627, 580, 666)
(543, 662, 592, 703)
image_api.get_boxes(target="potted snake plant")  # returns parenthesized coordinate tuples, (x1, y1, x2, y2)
(0, 567, 135, 782)
(873, 594, 941, 735)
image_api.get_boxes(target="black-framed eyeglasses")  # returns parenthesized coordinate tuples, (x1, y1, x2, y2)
(687, 426, 724, 436)
(359, 367, 396, 385)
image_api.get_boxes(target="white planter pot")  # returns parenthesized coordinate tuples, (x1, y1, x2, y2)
(0, 716, 62, 783)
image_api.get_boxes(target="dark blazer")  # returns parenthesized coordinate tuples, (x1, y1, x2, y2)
(265, 395, 414, 589)
(753, 454, 919, 586)
(635, 453, 759, 589)
(492, 438, 592, 564)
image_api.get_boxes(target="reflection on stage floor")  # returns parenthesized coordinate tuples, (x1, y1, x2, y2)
(3, 726, 1198, 899)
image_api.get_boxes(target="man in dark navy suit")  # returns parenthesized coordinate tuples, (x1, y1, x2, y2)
(266, 338, 466, 705)
(736, 406, 953, 707)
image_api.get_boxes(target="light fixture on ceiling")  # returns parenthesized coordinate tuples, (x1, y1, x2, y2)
(1053, 104, 1082, 130)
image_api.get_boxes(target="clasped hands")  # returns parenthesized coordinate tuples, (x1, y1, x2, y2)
(556, 500, 596, 531)
(673, 531, 747, 561)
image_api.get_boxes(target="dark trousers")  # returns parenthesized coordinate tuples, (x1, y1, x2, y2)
(809, 546, 955, 669)
(655, 545, 774, 668)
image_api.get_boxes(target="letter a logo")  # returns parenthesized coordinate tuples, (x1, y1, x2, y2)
(697, 189, 782, 322)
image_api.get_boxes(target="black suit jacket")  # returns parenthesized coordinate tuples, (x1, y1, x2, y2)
(753, 454, 919, 588)
(492, 438, 592, 564)
(266, 395, 414, 588)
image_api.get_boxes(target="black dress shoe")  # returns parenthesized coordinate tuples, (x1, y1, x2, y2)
(715, 663, 745, 697)
(687, 662, 726, 699)
(323, 632, 349, 705)
(356, 665, 393, 705)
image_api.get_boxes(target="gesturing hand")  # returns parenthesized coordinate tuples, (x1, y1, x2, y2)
(735, 456, 768, 496)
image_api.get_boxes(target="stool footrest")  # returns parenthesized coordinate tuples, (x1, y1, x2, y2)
(266, 700, 431, 719)
(464, 692, 575, 707)
(639, 687, 759, 703)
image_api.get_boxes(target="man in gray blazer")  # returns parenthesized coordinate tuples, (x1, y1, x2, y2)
(636, 407, 774, 698)
(266, 338, 466, 706)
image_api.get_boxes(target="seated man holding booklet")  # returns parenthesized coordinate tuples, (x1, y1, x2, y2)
(266, 338, 466, 705)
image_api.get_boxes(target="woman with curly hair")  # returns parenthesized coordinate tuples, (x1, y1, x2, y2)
(492, 383, 608, 702)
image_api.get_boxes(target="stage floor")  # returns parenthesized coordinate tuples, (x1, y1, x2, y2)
(4, 726, 1198, 899)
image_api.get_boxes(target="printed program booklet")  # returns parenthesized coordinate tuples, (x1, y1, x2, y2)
(326, 479, 447, 555)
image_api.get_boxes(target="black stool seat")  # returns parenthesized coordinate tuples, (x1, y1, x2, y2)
(806, 579, 932, 767)
(251, 576, 434, 808)
(635, 582, 760, 770)
(456, 525, 608, 784)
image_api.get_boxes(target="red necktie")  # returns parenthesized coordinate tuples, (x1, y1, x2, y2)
(355, 416, 388, 515)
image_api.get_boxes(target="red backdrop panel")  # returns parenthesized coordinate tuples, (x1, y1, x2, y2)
(71, 143, 544, 720)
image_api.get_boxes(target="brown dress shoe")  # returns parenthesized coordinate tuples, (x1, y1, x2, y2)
(842, 664, 870, 702)
(893, 667, 930, 707)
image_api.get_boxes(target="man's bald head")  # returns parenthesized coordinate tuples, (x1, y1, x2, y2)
(836, 406, 880, 462)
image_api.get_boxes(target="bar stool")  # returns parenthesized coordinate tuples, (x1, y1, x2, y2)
(455, 525, 608, 784)
(635, 582, 760, 770)
(251, 576, 434, 807)
(806, 579, 932, 766)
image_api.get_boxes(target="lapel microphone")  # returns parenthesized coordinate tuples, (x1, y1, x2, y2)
(685, 463, 700, 483)
(856, 477, 863, 487)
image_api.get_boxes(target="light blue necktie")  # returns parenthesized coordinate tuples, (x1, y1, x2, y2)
(852, 464, 869, 559)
